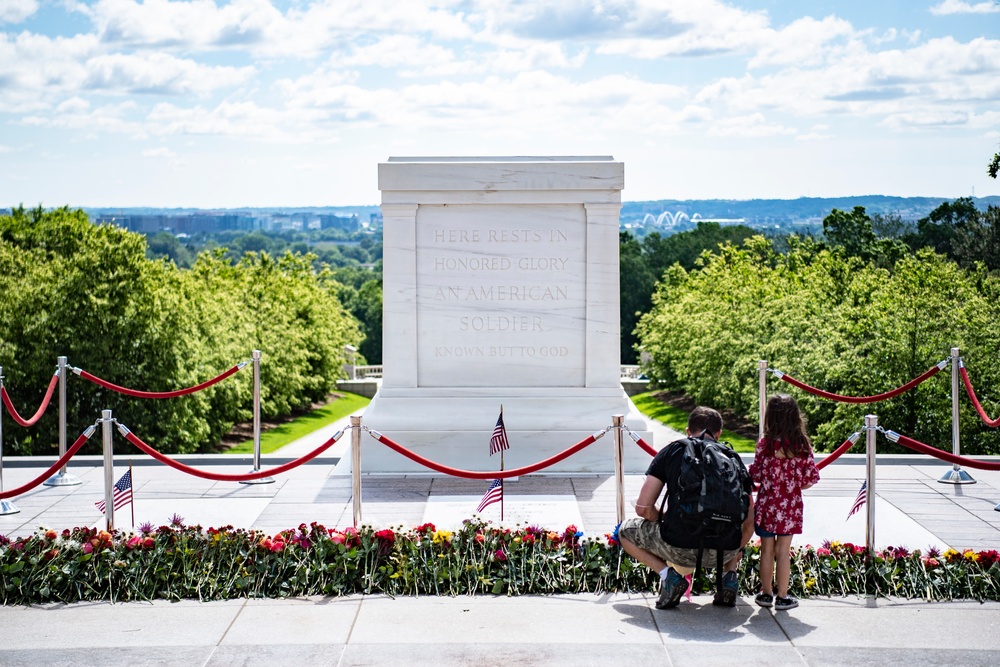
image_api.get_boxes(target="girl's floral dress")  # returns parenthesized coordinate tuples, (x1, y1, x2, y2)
(749, 437, 820, 535)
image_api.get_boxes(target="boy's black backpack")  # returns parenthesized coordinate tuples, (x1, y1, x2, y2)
(658, 435, 751, 587)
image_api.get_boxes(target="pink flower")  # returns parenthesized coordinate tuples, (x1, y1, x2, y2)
(126, 536, 142, 550)
(494, 548, 507, 562)
(816, 547, 831, 556)
(82, 542, 94, 554)
(329, 531, 346, 545)
(269, 539, 285, 553)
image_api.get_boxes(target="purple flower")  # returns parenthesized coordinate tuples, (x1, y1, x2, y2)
(138, 522, 155, 535)
(169, 513, 185, 528)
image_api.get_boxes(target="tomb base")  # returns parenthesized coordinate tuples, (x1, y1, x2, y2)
(358, 388, 653, 474)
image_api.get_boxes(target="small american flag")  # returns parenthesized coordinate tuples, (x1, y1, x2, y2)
(847, 480, 866, 520)
(489, 410, 509, 455)
(95, 469, 133, 513)
(476, 479, 503, 513)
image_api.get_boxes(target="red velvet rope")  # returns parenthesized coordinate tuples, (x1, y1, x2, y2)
(815, 436, 858, 470)
(1, 373, 59, 427)
(631, 433, 658, 456)
(122, 428, 343, 482)
(370, 430, 602, 479)
(776, 363, 943, 404)
(890, 432, 1000, 471)
(0, 430, 94, 499)
(77, 364, 243, 399)
(960, 366, 1000, 428)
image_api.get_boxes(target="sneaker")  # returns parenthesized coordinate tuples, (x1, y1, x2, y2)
(655, 568, 688, 609)
(774, 595, 799, 610)
(754, 592, 774, 608)
(712, 570, 739, 607)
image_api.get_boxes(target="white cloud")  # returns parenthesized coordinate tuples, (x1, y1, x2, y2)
(930, 0, 1000, 15)
(142, 147, 176, 158)
(596, 1, 771, 58)
(85, 52, 254, 96)
(748, 15, 855, 68)
(0, 0, 37, 24)
(145, 100, 314, 141)
(706, 112, 796, 138)
(82, 0, 476, 58)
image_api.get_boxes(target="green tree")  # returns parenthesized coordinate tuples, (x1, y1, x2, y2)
(0, 207, 364, 455)
(619, 232, 655, 364)
(904, 197, 978, 258)
(822, 206, 877, 258)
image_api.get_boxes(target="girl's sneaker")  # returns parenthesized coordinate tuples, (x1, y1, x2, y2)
(774, 595, 799, 610)
(754, 592, 774, 608)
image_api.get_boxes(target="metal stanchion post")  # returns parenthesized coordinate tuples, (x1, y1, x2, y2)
(940, 347, 974, 484)
(102, 409, 115, 532)
(0, 366, 20, 515)
(758, 360, 767, 440)
(612, 414, 625, 525)
(351, 415, 362, 527)
(864, 414, 877, 557)
(45, 356, 81, 486)
(241, 350, 273, 485)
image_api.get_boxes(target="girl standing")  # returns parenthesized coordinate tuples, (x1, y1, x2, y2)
(749, 394, 820, 610)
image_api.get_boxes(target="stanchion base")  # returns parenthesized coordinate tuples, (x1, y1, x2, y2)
(239, 473, 275, 485)
(938, 468, 976, 484)
(0, 499, 20, 515)
(43, 471, 83, 487)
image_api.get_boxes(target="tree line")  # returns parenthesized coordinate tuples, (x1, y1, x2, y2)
(0, 206, 362, 456)
(631, 201, 1000, 454)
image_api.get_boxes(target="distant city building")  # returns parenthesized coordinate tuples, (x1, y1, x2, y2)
(319, 214, 360, 232)
(96, 213, 259, 234)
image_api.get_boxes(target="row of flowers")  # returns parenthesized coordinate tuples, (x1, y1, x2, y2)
(2, 517, 999, 604)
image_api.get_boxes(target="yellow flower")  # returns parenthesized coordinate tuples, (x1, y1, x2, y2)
(512, 537, 521, 543)
(964, 550, 980, 562)
(806, 578, 816, 590)
(943, 548, 960, 559)
(432, 529, 452, 544)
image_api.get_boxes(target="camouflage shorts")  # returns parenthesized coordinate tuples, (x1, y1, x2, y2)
(618, 518, 741, 574)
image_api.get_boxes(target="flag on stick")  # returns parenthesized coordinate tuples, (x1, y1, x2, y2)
(490, 409, 509, 455)
(95, 469, 133, 514)
(847, 480, 867, 520)
(476, 479, 503, 513)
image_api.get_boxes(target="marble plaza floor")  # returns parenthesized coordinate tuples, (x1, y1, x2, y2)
(3, 415, 1000, 665)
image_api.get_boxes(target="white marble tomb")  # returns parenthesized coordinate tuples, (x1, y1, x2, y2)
(360, 156, 653, 473)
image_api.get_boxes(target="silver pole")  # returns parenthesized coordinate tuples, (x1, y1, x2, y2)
(45, 356, 81, 486)
(864, 414, 877, 556)
(351, 415, 362, 527)
(0, 366, 20, 515)
(102, 409, 114, 532)
(241, 350, 273, 484)
(758, 360, 767, 440)
(940, 347, 974, 484)
(612, 414, 625, 525)
(253, 349, 261, 470)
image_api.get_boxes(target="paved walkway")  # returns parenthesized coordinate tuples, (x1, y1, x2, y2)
(3, 414, 1000, 665)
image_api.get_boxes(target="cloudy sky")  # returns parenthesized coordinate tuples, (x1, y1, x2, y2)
(1, 0, 999, 207)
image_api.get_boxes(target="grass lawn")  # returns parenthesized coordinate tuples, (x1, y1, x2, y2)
(632, 391, 757, 453)
(225, 392, 371, 455)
